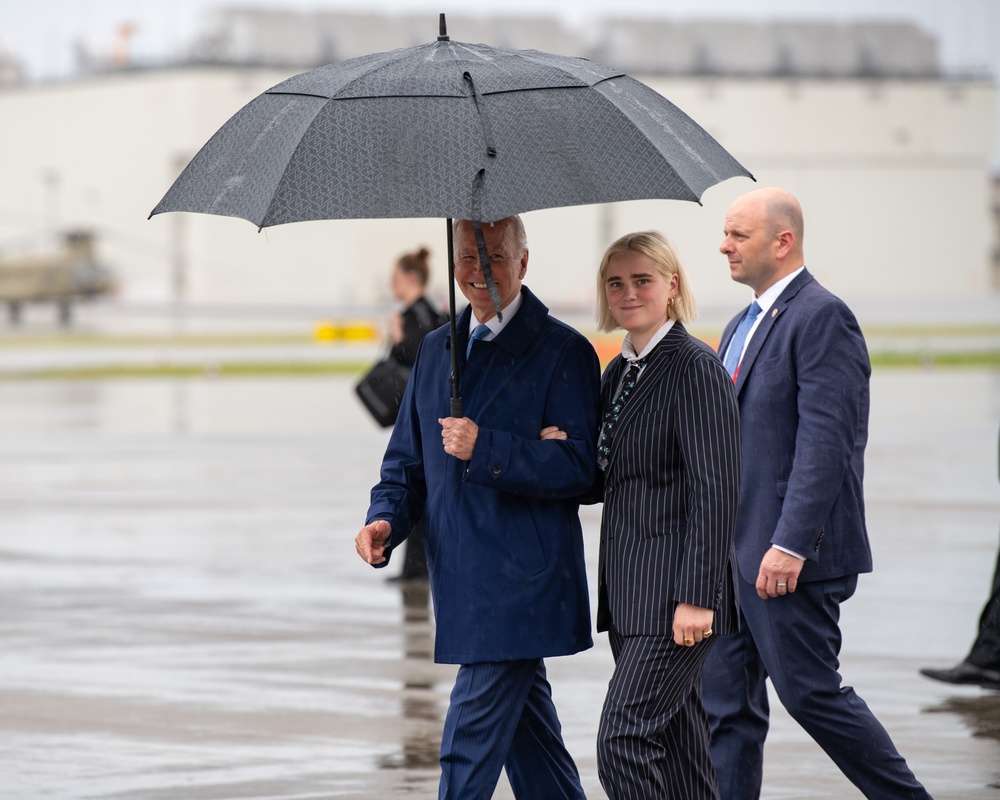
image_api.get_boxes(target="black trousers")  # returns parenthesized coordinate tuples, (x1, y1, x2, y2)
(968, 535, 1000, 670)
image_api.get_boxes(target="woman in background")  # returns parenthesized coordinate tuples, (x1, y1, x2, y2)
(387, 247, 447, 373)
(382, 247, 446, 582)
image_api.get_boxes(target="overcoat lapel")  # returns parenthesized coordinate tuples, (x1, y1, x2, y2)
(450, 287, 550, 410)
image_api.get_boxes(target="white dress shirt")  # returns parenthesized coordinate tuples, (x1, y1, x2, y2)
(612, 319, 676, 394)
(723, 266, 805, 368)
(469, 289, 524, 340)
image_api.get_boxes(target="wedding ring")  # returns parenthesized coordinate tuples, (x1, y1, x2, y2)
(684, 637, 694, 644)
(777, 582, 787, 587)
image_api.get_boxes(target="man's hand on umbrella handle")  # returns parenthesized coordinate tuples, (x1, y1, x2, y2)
(756, 546, 804, 599)
(439, 417, 478, 460)
(356, 519, 392, 565)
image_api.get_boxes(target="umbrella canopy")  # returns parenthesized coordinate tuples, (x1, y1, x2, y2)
(150, 22, 751, 227)
(150, 16, 753, 415)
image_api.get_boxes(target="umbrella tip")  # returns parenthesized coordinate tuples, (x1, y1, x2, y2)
(438, 13, 449, 41)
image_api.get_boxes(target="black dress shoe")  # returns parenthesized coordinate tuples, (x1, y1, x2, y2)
(919, 661, 1000, 690)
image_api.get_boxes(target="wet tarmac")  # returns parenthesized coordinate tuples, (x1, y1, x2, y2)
(1, 367, 999, 799)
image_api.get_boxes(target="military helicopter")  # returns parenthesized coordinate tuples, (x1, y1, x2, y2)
(0, 229, 116, 325)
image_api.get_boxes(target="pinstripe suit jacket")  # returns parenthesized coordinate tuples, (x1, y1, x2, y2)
(596, 322, 742, 637)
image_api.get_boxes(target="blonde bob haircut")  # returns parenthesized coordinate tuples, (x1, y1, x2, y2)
(595, 230, 696, 332)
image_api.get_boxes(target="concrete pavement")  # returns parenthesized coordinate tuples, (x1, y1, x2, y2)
(0, 368, 998, 798)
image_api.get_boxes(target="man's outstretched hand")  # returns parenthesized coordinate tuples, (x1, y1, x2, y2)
(356, 519, 392, 566)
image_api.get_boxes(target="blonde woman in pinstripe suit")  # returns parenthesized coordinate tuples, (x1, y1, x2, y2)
(588, 231, 741, 800)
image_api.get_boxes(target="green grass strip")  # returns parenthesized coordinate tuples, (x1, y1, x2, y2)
(869, 351, 1000, 368)
(0, 351, 997, 380)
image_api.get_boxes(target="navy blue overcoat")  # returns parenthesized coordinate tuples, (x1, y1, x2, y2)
(367, 287, 601, 664)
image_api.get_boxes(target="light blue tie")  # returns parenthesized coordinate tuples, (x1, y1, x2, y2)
(466, 323, 490, 357)
(723, 301, 762, 379)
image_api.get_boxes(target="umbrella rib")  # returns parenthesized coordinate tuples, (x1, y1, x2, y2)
(590, 75, 750, 199)
(245, 96, 328, 228)
(269, 91, 461, 101)
(267, 41, 471, 102)
(266, 90, 330, 101)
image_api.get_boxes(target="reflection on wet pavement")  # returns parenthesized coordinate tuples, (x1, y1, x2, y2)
(0, 370, 998, 799)
(377, 581, 444, 774)
(926, 695, 1000, 790)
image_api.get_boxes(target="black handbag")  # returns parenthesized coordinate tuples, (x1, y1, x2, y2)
(355, 357, 412, 427)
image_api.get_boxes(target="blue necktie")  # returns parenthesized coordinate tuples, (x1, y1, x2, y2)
(596, 356, 647, 472)
(466, 323, 490, 357)
(723, 301, 762, 379)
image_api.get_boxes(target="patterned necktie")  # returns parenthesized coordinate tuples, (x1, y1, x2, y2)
(596, 356, 647, 472)
(466, 323, 490, 357)
(723, 300, 762, 380)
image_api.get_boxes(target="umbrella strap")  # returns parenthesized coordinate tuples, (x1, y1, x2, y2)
(471, 215, 503, 323)
(464, 73, 497, 158)
(464, 72, 502, 321)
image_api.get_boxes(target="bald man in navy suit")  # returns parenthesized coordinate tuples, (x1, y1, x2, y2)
(700, 187, 932, 800)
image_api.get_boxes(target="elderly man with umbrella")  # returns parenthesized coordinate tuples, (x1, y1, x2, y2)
(357, 213, 599, 797)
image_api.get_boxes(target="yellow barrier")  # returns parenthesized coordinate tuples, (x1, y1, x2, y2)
(311, 325, 717, 359)
(313, 321, 380, 343)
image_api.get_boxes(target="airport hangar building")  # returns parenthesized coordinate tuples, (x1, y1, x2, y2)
(0, 11, 995, 330)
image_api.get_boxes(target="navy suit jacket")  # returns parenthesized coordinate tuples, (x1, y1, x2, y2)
(597, 323, 742, 636)
(719, 269, 874, 584)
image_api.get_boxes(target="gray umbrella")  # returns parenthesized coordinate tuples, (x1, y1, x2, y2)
(150, 15, 753, 413)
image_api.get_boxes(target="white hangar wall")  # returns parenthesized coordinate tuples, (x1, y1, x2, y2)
(0, 67, 994, 327)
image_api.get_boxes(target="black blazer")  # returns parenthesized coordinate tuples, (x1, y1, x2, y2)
(597, 323, 742, 636)
(389, 295, 447, 367)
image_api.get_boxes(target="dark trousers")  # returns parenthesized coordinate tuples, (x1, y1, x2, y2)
(599, 626, 720, 800)
(967, 536, 1000, 670)
(701, 573, 932, 800)
(438, 659, 585, 800)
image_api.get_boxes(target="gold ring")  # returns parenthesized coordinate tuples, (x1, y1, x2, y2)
(683, 637, 694, 644)
(703, 630, 713, 637)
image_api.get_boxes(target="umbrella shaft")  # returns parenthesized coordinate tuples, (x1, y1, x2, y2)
(446, 218, 462, 417)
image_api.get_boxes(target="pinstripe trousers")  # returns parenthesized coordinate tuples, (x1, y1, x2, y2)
(598, 625, 721, 800)
(438, 658, 586, 800)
